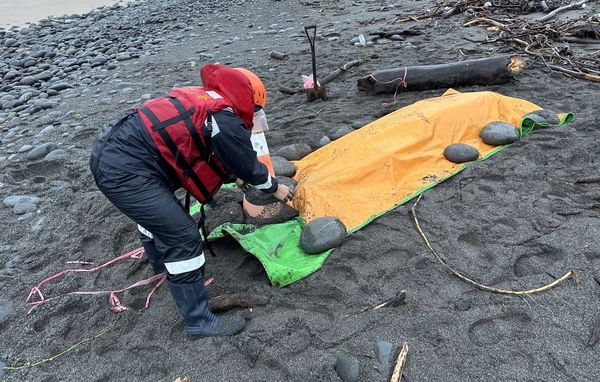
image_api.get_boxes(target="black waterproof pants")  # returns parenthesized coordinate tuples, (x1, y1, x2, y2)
(89, 113, 204, 283)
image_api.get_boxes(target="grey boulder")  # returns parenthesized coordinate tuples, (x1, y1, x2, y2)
(330, 126, 353, 141)
(272, 156, 296, 177)
(335, 355, 360, 382)
(524, 109, 560, 125)
(3, 195, 40, 208)
(274, 143, 312, 161)
(13, 203, 38, 215)
(480, 122, 520, 145)
(375, 340, 394, 367)
(300, 216, 347, 254)
(318, 136, 331, 147)
(44, 149, 66, 161)
(443, 143, 479, 164)
(27, 142, 57, 160)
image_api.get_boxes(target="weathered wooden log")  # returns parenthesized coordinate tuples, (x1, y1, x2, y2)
(357, 56, 525, 95)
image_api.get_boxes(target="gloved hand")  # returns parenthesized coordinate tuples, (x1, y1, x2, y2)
(273, 184, 294, 203)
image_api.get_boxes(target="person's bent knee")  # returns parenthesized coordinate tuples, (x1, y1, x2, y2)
(165, 253, 206, 284)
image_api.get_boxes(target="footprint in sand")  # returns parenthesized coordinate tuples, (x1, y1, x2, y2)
(468, 311, 532, 346)
(513, 245, 563, 277)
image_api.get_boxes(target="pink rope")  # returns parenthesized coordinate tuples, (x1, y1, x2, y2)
(369, 67, 409, 106)
(26, 247, 215, 314)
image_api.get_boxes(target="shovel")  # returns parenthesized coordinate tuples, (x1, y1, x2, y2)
(304, 25, 327, 102)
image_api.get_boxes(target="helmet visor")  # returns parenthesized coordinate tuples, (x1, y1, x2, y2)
(252, 109, 269, 132)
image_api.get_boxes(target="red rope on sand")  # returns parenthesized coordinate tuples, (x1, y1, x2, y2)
(26, 247, 214, 314)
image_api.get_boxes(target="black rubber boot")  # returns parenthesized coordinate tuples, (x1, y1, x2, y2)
(168, 280, 246, 338)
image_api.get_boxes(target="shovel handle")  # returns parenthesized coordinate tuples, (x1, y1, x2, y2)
(304, 25, 318, 85)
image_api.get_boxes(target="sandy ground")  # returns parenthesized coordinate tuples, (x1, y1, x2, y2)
(1, 0, 600, 381)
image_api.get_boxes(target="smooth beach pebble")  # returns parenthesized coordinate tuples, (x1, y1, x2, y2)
(272, 156, 296, 177)
(300, 216, 347, 254)
(27, 142, 57, 160)
(443, 143, 479, 163)
(375, 341, 394, 366)
(335, 355, 360, 382)
(524, 109, 561, 125)
(480, 122, 520, 145)
(3, 195, 40, 208)
(273, 143, 312, 161)
(318, 136, 331, 147)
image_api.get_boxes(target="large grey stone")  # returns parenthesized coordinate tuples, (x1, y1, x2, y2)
(375, 341, 394, 366)
(351, 120, 370, 129)
(524, 109, 560, 125)
(318, 136, 331, 147)
(480, 122, 520, 145)
(443, 143, 479, 164)
(272, 156, 296, 177)
(19, 76, 36, 85)
(35, 70, 53, 81)
(4, 38, 18, 47)
(300, 216, 347, 254)
(18, 144, 33, 153)
(27, 142, 57, 160)
(13, 202, 38, 215)
(3, 195, 40, 208)
(49, 82, 70, 91)
(330, 126, 353, 140)
(335, 355, 360, 382)
(274, 143, 312, 161)
(44, 149, 66, 161)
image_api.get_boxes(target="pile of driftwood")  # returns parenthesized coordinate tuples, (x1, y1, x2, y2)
(393, 0, 600, 82)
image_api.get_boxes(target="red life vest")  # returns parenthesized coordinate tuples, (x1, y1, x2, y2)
(135, 65, 256, 203)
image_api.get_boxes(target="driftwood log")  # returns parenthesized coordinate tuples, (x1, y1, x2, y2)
(357, 55, 525, 94)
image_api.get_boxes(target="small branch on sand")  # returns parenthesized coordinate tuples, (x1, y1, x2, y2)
(390, 341, 409, 382)
(342, 290, 406, 318)
(411, 195, 575, 296)
(210, 293, 269, 313)
(547, 65, 600, 82)
(575, 177, 600, 184)
(538, 0, 588, 23)
(278, 59, 364, 95)
(588, 318, 600, 347)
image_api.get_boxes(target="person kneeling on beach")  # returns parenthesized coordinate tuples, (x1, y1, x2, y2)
(89, 65, 293, 338)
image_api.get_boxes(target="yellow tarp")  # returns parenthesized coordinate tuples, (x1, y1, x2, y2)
(292, 89, 563, 232)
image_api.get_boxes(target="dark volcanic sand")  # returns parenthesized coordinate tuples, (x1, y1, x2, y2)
(1, 0, 600, 381)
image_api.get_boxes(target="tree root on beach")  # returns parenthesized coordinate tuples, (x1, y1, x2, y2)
(278, 59, 364, 95)
(390, 341, 409, 382)
(342, 290, 406, 318)
(3, 316, 121, 372)
(389, 0, 599, 83)
(411, 194, 575, 297)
